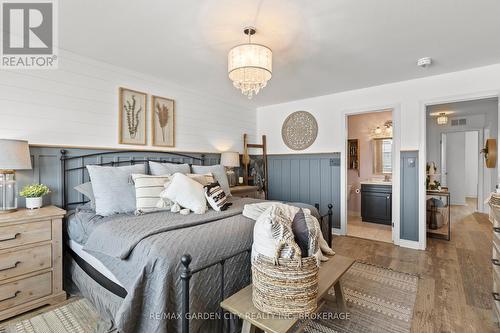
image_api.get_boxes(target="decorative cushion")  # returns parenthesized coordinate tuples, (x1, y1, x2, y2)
(191, 165, 231, 196)
(204, 182, 232, 211)
(86, 164, 146, 216)
(74, 182, 95, 210)
(131, 174, 172, 215)
(186, 173, 214, 186)
(160, 173, 207, 214)
(149, 161, 190, 176)
(292, 209, 310, 257)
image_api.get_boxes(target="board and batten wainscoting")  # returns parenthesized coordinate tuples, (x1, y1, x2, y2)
(16, 147, 220, 208)
(400, 151, 419, 242)
(267, 153, 341, 228)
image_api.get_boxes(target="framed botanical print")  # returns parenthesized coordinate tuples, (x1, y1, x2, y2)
(152, 95, 175, 147)
(119, 87, 147, 145)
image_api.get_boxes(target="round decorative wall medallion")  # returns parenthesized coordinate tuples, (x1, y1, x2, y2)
(281, 111, 318, 150)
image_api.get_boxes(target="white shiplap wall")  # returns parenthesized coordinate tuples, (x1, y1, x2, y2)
(0, 50, 257, 153)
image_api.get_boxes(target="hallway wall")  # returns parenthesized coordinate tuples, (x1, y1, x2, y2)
(465, 131, 479, 198)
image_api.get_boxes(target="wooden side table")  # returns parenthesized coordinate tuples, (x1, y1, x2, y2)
(221, 254, 355, 333)
(0, 206, 66, 320)
(230, 185, 260, 199)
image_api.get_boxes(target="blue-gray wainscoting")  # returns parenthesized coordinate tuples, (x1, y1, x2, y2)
(17, 147, 219, 208)
(267, 153, 341, 228)
(400, 151, 419, 242)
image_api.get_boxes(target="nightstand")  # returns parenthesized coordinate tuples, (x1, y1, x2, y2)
(0, 206, 66, 320)
(230, 185, 260, 198)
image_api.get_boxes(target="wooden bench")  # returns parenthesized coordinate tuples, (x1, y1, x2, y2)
(221, 254, 355, 333)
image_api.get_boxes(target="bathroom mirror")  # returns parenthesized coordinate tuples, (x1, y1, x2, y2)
(373, 138, 392, 174)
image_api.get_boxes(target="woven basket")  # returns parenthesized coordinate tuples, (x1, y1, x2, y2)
(252, 254, 319, 316)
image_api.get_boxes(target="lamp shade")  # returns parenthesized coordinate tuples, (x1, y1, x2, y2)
(220, 151, 240, 168)
(0, 139, 32, 170)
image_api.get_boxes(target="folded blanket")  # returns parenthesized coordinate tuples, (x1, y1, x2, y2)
(243, 202, 335, 265)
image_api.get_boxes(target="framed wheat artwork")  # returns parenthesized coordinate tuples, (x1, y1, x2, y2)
(119, 87, 147, 145)
(151, 95, 175, 147)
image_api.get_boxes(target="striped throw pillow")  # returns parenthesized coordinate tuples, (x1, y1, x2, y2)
(131, 174, 172, 215)
(204, 182, 232, 211)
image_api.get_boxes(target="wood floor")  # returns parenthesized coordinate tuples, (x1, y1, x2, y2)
(347, 215, 392, 243)
(333, 201, 499, 333)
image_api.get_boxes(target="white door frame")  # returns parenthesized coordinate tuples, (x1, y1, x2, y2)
(340, 103, 401, 246)
(419, 90, 500, 250)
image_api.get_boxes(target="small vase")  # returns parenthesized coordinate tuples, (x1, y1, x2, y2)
(25, 197, 43, 210)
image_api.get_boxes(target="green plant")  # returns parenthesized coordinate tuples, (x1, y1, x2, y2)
(19, 184, 50, 198)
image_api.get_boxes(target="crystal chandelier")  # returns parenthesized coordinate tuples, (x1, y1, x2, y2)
(228, 27, 272, 99)
(436, 112, 448, 125)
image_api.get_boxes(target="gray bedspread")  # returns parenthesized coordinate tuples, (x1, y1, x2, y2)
(82, 197, 263, 333)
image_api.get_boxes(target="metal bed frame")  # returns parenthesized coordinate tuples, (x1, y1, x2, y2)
(60, 149, 333, 333)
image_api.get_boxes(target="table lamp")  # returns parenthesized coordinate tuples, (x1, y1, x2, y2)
(0, 139, 32, 213)
(220, 151, 240, 187)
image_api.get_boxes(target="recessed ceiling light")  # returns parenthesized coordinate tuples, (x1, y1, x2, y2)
(417, 57, 432, 68)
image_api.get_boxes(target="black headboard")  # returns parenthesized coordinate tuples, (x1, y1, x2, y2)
(60, 149, 206, 210)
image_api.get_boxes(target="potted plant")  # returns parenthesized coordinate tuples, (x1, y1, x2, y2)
(20, 184, 50, 209)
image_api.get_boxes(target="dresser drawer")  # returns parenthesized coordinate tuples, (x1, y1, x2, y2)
(0, 272, 52, 311)
(0, 244, 51, 281)
(0, 220, 51, 250)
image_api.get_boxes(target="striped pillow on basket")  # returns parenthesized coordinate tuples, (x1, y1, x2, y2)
(204, 182, 232, 211)
(131, 174, 173, 215)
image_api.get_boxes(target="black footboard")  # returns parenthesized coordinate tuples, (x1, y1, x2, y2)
(179, 204, 334, 333)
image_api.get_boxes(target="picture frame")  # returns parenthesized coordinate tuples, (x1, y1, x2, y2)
(119, 87, 147, 145)
(151, 95, 175, 147)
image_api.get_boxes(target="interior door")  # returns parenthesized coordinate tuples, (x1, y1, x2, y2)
(445, 132, 466, 205)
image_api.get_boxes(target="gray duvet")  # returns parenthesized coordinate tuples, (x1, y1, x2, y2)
(77, 197, 263, 333)
(67, 198, 321, 333)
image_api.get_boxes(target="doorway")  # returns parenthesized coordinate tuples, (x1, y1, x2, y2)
(441, 130, 480, 209)
(425, 97, 498, 241)
(346, 109, 394, 243)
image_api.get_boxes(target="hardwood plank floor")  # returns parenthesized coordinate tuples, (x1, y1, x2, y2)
(332, 201, 499, 333)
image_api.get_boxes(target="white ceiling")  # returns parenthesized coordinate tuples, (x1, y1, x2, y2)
(60, 0, 500, 107)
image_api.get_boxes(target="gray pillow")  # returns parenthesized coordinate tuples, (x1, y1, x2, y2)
(86, 164, 146, 216)
(149, 161, 190, 175)
(292, 209, 309, 257)
(74, 182, 95, 210)
(191, 164, 231, 196)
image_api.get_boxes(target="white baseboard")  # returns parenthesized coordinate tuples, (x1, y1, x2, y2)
(398, 239, 424, 250)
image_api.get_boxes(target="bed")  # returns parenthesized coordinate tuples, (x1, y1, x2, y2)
(60, 150, 333, 333)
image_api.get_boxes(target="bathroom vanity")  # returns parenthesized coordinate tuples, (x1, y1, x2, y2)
(361, 182, 392, 225)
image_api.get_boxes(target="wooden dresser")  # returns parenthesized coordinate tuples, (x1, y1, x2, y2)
(0, 206, 66, 320)
(489, 194, 500, 326)
(230, 185, 260, 199)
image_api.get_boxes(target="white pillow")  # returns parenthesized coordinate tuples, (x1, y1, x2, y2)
(131, 174, 172, 215)
(186, 173, 214, 186)
(160, 173, 207, 214)
(191, 165, 231, 196)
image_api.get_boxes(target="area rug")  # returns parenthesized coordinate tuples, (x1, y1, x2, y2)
(303, 261, 419, 333)
(1, 262, 418, 333)
(0, 298, 106, 333)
